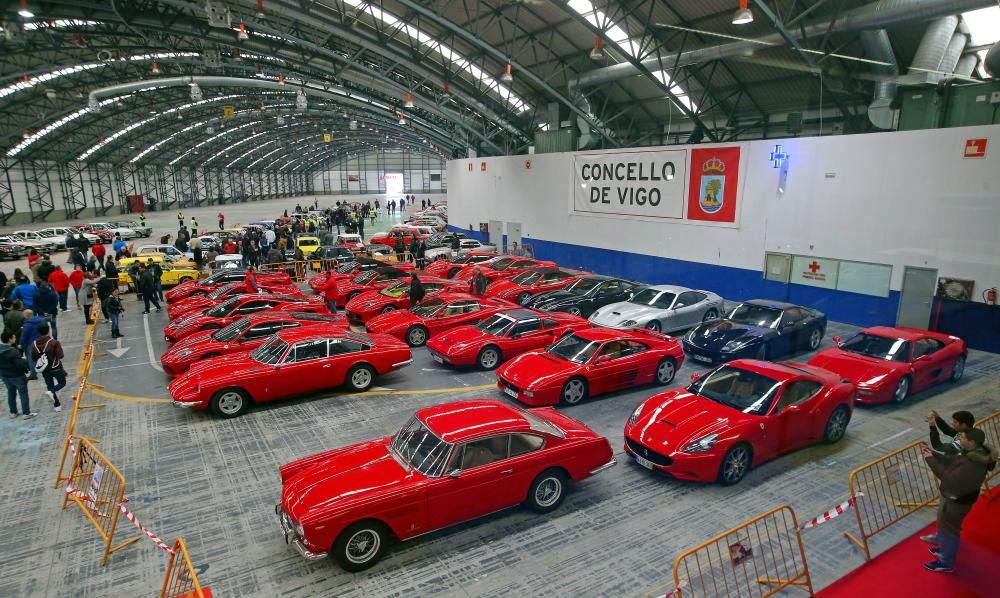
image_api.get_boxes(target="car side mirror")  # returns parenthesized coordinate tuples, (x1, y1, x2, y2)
(690, 372, 701, 383)
(448, 469, 461, 478)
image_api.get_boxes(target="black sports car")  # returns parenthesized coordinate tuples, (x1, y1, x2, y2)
(682, 300, 827, 365)
(524, 275, 639, 317)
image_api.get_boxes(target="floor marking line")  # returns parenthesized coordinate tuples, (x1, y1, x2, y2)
(142, 314, 164, 373)
(869, 427, 913, 449)
(90, 387, 172, 403)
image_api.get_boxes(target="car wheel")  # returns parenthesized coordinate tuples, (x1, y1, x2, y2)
(210, 388, 250, 418)
(559, 377, 588, 406)
(645, 320, 661, 332)
(807, 328, 823, 351)
(702, 308, 719, 322)
(950, 355, 965, 382)
(332, 521, 390, 572)
(347, 291, 361, 302)
(718, 443, 752, 486)
(380, 305, 397, 314)
(654, 358, 676, 385)
(406, 325, 428, 347)
(345, 364, 376, 392)
(179, 276, 193, 283)
(755, 344, 768, 361)
(476, 346, 501, 371)
(525, 469, 568, 514)
(517, 292, 532, 305)
(823, 405, 851, 444)
(892, 376, 910, 404)
(565, 306, 582, 316)
(447, 267, 460, 278)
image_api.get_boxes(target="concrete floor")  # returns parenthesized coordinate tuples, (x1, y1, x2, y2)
(0, 195, 997, 597)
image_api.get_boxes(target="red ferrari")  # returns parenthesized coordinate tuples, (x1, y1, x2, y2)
(167, 269, 291, 302)
(484, 267, 587, 305)
(807, 326, 966, 405)
(276, 399, 616, 570)
(163, 293, 328, 342)
(624, 359, 855, 485)
(423, 251, 497, 279)
(308, 260, 416, 293)
(160, 311, 347, 375)
(452, 256, 557, 285)
(335, 267, 413, 306)
(426, 308, 592, 370)
(344, 275, 466, 325)
(167, 281, 300, 319)
(496, 327, 684, 406)
(170, 325, 412, 417)
(365, 293, 514, 346)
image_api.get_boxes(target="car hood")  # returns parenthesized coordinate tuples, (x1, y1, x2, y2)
(688, 320, 772, 349)
(429, 326, 491, 354)
(184, 351, 258, 379)
(808, 349, 903, 386)
(485, 280, 519, 296)
(281, 440, 414, 524)
(632, 390, 746, 451)
(167, 330, 216, 353)
(367, 309, 421, 332)
(346, 290, 383, 311)
(591, 302, 654, 323)
(500, 352, 578, 388)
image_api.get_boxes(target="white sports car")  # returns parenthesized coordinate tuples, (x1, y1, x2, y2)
(424, 238, 496, 261)
(588, 284, 725, 333)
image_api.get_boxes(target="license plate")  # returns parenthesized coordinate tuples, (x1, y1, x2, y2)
(692, 353, 713, 363)
(432, 354, 444, 364)
(634, 455, 655, 470)
(503, 386, 518, 398)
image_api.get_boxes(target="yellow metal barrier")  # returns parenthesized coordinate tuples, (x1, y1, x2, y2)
(161, 537, 208, 598)
(54, 300, 102, 489)
(976, 411, 1000, 491)
(671, 504, 813, 598)
(844, 440, 939, 561)
(62, 436, 140, 565)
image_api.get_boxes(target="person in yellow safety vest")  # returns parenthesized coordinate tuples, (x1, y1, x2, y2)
(190, 216, 197, 232)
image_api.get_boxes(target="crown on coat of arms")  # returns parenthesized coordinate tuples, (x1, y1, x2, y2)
(702, 157, 726, 174)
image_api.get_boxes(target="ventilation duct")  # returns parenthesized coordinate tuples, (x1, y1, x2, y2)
(907, 16, 958, 84)
(938, 23, 971, 78)
(954, 53, 978, 77)
(575, 95, 595, 150)
(860, 30, 899, 129)
(985, 42, 1000, 78)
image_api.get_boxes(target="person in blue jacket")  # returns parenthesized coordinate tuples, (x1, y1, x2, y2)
(18, 309, 45, 381)
(10, 277, 36, 309)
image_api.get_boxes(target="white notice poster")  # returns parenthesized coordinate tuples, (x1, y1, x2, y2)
(573, 149, 688, 220)
(791, 256, 839, 289)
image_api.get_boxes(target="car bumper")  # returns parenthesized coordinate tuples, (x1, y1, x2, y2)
(853, 386, 894, 405)
(429, 348, 476, 367)
(276, 505, 328, 561)
(496, 377, 558, 406)
(589, 457, 618, 476)
(622, 438, 719, 483)
(160, 360, 190, 376)
(682, 341, 755, 365)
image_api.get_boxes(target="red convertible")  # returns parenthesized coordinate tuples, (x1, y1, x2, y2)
(452, 256, 557, 285)
(496, 327, 684, 406)
(807, 326, 966, 405)
(276, 399, 616, 570)
(166, 281, 300, 319)
(344, 275, 465, 325)
(170, 325, 412, 417)
(423, 251, 497, 279)
(484, 267, 586, 305)
(426, 308, 592, 370)
(167, 269, 291, 302)
(365, 293, 514, 346)
(163, 293, 328, 342)
(160, 311, 347, 375)
(624, 360, 854, 484)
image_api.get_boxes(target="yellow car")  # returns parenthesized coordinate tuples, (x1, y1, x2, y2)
(118, 263, 201, 291)
(296, 236, 321, 257)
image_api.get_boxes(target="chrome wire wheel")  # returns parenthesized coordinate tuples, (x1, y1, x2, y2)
(561, 379, 586, 405)
(345, 529, 381, 565)
(656, 359, 675, 385)
(720, 445, 750, 485)
(534, 477, 562, 508)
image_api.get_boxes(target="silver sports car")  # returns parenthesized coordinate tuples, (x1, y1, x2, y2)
(588, 284, 725, 333)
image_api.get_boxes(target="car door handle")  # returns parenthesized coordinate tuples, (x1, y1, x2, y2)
(500, 469, 513, 474)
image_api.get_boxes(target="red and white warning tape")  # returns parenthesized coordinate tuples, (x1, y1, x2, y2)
(799, 493, 863, 531)
(118, 498, 175, 555)
(665, 581, 685, 597)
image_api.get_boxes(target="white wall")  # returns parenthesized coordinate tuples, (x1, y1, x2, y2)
(447, 124, 1000, 296)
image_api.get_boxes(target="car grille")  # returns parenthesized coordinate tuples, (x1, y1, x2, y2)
(500, 378, 520, 394)
(626, 438, 673, 466)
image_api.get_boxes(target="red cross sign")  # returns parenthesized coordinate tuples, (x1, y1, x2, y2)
(808, 261, 821, 273)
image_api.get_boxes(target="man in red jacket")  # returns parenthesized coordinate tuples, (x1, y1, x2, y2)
(321, 268, 339, 313)
(68, 265, 85, 310)
(48, 266, 71, 312)
(91, 241, 106, 273)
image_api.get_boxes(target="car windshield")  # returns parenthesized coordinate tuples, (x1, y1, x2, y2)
(299, 239, 318, 246)
(251, 336, 288, 365)
(380, 281, 408, 298)
(547, 333, 600, 364)
(206, 297, 239, 318)
(690, 365, 782, 415)
(631, 288, 675, 308)
(389, 416, 453, 477)
(728, 304, 783, 328)
(489, 257, 516, 271)
(410, 297, 445, 317)
(213, 317, 252, 342)
(352, 271, 378, 284)
(564, 277, 601, 295)
(511, 270, 543, 285)
(839, 333, 910, 361)
(339, 236, 361, 243)
(476, 313, 517, 336)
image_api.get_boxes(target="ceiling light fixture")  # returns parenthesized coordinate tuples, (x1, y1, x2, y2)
(732, 0, 753, 25)
(151, 62, 159, 74)
(589, 37, 604, 60)
(189, 82, 202, 101)
(404, 93, 414, 108)
(500, 63, 513, 83)
(18, 0, 33, 18)
(278, 73, 285, 85)
(238, 22, 249, 41)
(256, 0, 265, 18)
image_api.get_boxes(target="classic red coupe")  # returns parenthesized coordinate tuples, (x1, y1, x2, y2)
(334, 267, 413, 306)
(344, 275, 466, 325)
(624, 359, 854, 484)
(423, 251, 497, 279)
(166, 281, 301, 319)
(496, 327, 685, 406)
(807, 326, 966, 405)
(170, 326, 412, 417)
(167, 269, 291, 302)
(308, 260, 416, 293)
(452, 256, 557, 285)
(484, 267, 586, 305)
(163, 293, 328, 342)
(276, 399, 616, 570)
(365, 293, 515, 346)
(160, 311, 348, 375)
(426, 308, 592, 370)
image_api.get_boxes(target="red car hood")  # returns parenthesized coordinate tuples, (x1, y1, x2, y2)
(169, 296, 214, 318)
(632, 390, 747, 452)
(346, 290, 384, 312)
(485, 280, 519, 297)
(428, 326, 490, 354)
(183, 351, 257, 379)
(499, 352, 578, 388)
(281, 439, 414, 524)
(167, 329, 215, 353)
(808, 349, 903, 385)
(367, 309, 420, 332)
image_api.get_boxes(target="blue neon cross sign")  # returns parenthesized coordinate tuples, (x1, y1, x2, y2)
(769, 145, 788, 168)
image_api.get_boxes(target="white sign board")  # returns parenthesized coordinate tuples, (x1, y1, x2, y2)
(837, 260, 892, 297)
(791, 255, 839, 289)
(573, 149, 688, 220)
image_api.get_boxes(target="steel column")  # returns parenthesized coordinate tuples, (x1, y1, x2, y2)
(24, 161, 57, 222)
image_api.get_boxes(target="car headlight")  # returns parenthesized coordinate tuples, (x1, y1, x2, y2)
(522, 390, 534, 398)
(621, 320, 637, 328)
(685, 329, 697, 343)
(722, 338, 754, 352)
(629, 403, 644, 425)
(682, 433, 719, 453)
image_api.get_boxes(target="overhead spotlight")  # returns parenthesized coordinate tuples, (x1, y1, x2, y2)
(256, 0, 265, 18)
(233, 48, 241, 60)
(87, 95, 100, 110)
(189, 82, 203, 101)
(278, 73, 285, 85)
(501, 63, 513, 83)
(398, 114, 406, 125)
(296, 89, 308, 111)
(238, 22, 249, 41)
(589, 37, 604, 60)
(45, 89, 56, 99)
(22, 129, 30, 140)
(151, 62, 160, 74)
(732, 0, 753, 25)
(73, 88, 83, 99)
(176, 111, 183, 119)
(206, 126, 215, 134)
(18, 0, 33, 18)
(404, 93, 414, 108)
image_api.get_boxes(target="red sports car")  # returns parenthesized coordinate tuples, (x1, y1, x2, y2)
(308, 260, 415, 292)
(163, 293, 328, 342)
(167, 281, 301, 319)
(807, 326, 966, 405)
(334, 267, 413, 307)
(170, 326, 412, 417)
(344, 275, 466, 325)
(496, 327, 685, 406)
(423, 251, 497, 279)
(624, 359, 855, 485)
(426, 308, 592, 370)
(484, 267, 587, 305)
(167, 269, 291, 302)
(365, 293, 514, 346)
(160, 311, 347, 375)
(452, 256, 557, 285)
(276, 399, 616, 570)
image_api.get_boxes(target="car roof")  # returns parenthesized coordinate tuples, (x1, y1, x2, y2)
(249, 311, 341, 323)
(275, 323, 359, 342)
(726, 359, 814, 382)
(743, 299, 799, 310)
(418, 400, 533, 443)
(861, 326, 951, 342)
(642, 284, 693, 294)
(571, 327, 651, 342)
